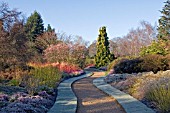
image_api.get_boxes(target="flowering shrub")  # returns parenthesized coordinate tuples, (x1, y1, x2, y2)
(44, 42, 88, 68)
(44, 43, 70, 63)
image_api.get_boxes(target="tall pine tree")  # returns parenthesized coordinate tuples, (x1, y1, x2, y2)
(95, 26, 114, 67)
(25, 11, 44, 42)
(157, 0, 170, 41)
(24, 11, 44, 61)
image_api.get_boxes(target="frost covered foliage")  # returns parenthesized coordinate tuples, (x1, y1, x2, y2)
(0, 91, 55, 113)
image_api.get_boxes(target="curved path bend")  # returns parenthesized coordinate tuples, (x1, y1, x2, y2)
(73, 72, 126, 113)
(48, 72, 92, 113)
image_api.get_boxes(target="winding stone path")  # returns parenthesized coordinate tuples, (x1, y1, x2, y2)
(72, 72, 126, 113)
(93, 76, 155, 113)
(48, 69, 155, 113)
(48, 72, 92, 113)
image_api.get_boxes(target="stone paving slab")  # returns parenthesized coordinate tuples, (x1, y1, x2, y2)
(93, 77, 155, 113)
(48, 72, 92, 113)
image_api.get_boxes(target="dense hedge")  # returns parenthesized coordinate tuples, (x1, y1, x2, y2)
(111, 54, 169, 74)
(139, 54, 169, 73)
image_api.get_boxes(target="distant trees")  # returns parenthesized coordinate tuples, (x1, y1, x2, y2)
(88, 41, 97, 58)
(95, 26, 114, 67)
(72, 36, 89, 68)
(112, 21, 156, 57)
(88, 40, 116, 58)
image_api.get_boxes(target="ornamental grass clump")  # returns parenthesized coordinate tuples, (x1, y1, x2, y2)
(26, 66, 61, 94)
(31, 66, 61, 87)
(146, 77, 170, 113)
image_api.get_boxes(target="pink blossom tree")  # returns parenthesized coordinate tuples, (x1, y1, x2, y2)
(44, 43, 70, 63)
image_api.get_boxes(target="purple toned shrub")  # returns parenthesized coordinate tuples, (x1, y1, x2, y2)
(38, 91, 52, 100)
(0, 94, 9, 101)
(0, 102, 48, 113)
(38, 85, 55, 95)
(0, 94, 9, 108)
(10, 92, 28, 102)
(17, 95, 54, 109)
(38, 91, 49, 96)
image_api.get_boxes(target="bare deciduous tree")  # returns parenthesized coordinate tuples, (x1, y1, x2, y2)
(112, 21, 157, 57)
(0, 2, 21, 31)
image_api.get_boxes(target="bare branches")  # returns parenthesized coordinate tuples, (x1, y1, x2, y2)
(0, 2, 21, 31)
(112, 21, 157, 57)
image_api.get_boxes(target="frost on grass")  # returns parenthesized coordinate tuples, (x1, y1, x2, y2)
(0, 91, 55, 113)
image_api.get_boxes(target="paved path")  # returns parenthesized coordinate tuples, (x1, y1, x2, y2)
(72, 72, 126, 113)
(93, 76, 155, 113)
(48, 72, 92, 113)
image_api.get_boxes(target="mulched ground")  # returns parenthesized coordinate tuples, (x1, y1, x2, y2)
(72, 72, 126, 113)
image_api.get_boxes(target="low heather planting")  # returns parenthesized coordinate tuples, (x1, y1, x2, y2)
(0, 91, 55, 113)
(106, 70, 170, 113)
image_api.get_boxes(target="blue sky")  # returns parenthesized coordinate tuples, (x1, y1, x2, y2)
(4, 0, 164, 43)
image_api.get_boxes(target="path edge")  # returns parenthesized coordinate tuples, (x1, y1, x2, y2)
(48, 72, 93, 113)
(93, 77, 155, 113)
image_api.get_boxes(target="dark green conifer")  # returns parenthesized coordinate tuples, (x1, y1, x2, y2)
(25, 11, 44, 42)
(46, 24, 54, 32)
(157, 0, 170, 41)
(95, 26, 114, 67)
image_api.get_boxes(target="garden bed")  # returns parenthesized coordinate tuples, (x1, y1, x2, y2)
(104, 70, 170, 113)
(0, 69, 85, 113)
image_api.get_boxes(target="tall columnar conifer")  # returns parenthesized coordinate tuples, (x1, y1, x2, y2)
(157, 0, 170, 41)
(95, 26, 114, 67)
